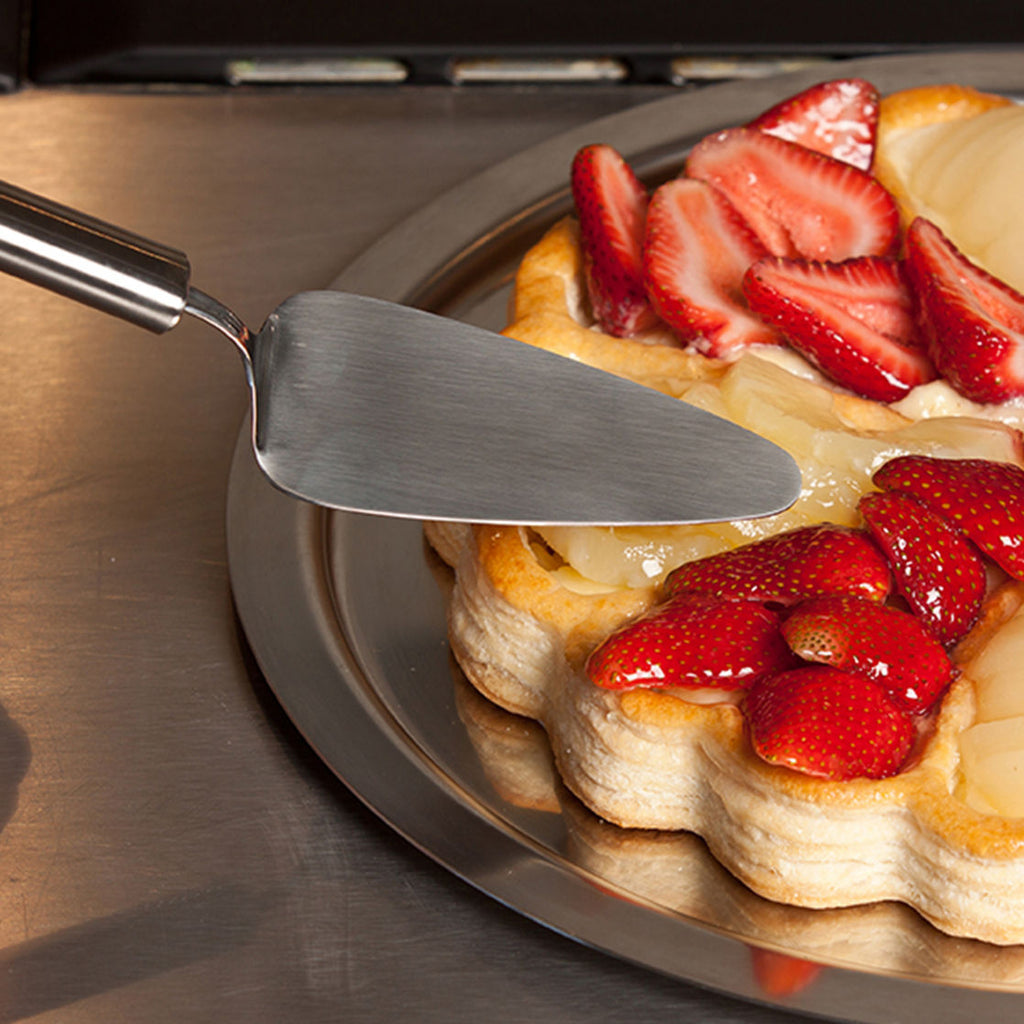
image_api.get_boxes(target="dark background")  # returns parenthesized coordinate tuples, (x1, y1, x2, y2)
(2, 0, 1023, 88)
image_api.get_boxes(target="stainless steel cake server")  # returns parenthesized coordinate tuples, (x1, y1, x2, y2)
(0, 179, 801, 525)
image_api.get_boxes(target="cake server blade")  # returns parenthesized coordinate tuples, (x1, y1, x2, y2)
(0, 179, 801, 525)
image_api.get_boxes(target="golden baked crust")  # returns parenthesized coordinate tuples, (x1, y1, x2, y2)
(878, 83, 1012, 138)
(425, 84, 1024, 945)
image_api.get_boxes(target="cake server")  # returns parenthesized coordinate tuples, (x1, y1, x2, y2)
(0, 179, 801, 525)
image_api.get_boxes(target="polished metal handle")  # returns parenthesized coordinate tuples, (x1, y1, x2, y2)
(0, 179, 191, 333)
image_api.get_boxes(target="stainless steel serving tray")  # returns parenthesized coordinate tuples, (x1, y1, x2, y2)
(226, 51, 1024, 1023)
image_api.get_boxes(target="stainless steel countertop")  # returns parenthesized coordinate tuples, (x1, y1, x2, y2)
(0, 83, 811, 1023)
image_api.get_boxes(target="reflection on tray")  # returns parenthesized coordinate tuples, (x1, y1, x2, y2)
(452, 668, 1024, 991)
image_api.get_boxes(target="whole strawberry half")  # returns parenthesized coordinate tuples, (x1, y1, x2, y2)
(643, 178, 782, 358)
(745, 665, 915, 780)
(743, 255, 934, 403)
(781, 594, 957, 715)
(859, 488, 985, 647)
(664, 524, 891, 606)
(586, 592, 796, 691)
(685, 127, 899, 262)
(904, 217, 1024, 403)
(873, 455, 1024, 579)
(749, 78, 880, 171)
(571, 144, 659, 338)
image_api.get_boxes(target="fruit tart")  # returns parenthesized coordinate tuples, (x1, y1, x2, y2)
(425, 79, 1024, 945)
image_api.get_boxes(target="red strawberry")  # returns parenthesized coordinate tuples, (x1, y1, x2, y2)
(743, 255, 934, 403)
(643, 178, 781, 357)
(745, 666, 914, 780)
(781, 595, 957, 714)
(685, 127, 899, 262)
(586, 592, 796, 691)
(571, 144, 658, 337)
(859, 489, 985, 646)
(873, 455, 1024, 579)
(903, 217, 1024, 403)
(664, 524, 891, 606)
(748, 78, 880, 171)
(750, 948, 822, 998)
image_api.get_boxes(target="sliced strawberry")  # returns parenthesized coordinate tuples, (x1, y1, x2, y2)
(859, 489, 985, 647)
(903, 217, 1024, 404)
(743, 255, 934, 403)
(781, 595, 957, 714)
(642, 178, 781, 357)
(748, 78, 880, 171)
(745, 665, 914, 780)
(685, 127, 899, 262)
(571, 144, 658, 337)
(586, 592, 795, 691)
(664, 524, 891, 606)
(873, 455, 1024, 579)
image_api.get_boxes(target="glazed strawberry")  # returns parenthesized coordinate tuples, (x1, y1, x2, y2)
(903, 217, 1024, 403)
(781, 595, 957, 714)
(743, 255, 934, 403)
(749, 78, 880, 171)
(643, 178, 781, 357)
(685, 127, 899, 261)
(859, 489, 985, 646)
(745, 666, 914, 780)
(571, 144, 658, 337)
(873, 455, 1024, 579)
(586, 592, 795, 691)
(664, 524, 891, 606)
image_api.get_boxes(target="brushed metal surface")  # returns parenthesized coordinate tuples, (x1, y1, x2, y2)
(227, 50, 1024, 1024)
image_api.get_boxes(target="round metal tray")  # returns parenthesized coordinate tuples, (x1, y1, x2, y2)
(226, 51, 1024, 1023)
